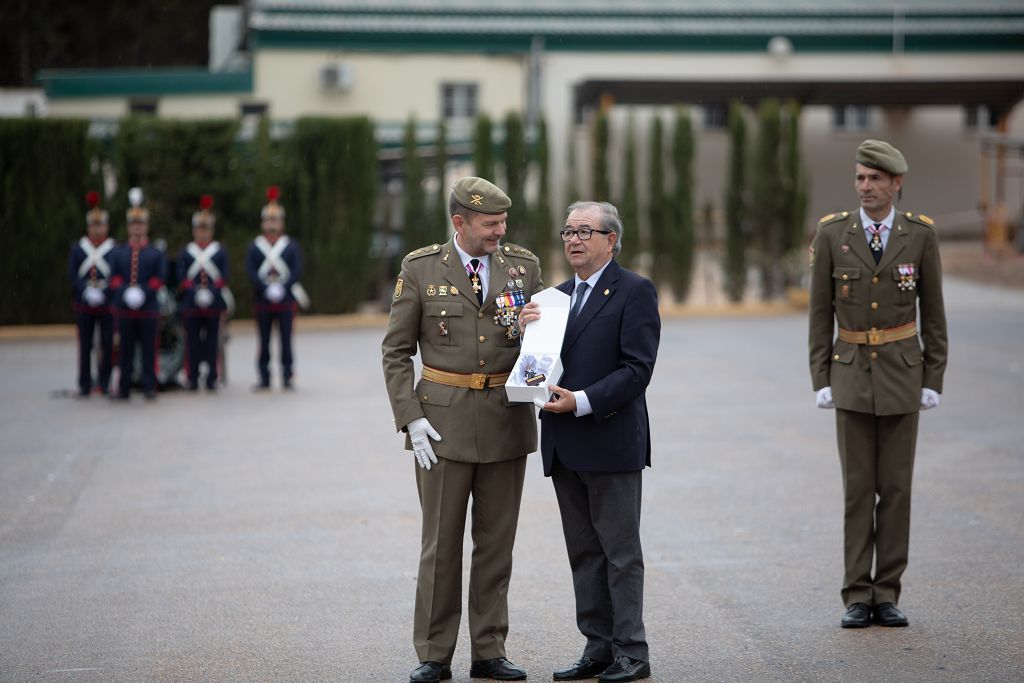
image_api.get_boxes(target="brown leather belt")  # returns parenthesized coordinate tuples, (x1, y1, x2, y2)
(422, 365, 510, 390)
(838, 322, 917, 346)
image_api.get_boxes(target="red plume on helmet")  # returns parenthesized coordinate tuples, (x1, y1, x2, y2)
(262, 186, 285, 221)
(200, 194, 214, 210)
(192, 194, 216, 229)
(266, 186, 280, 202)
(86, 190, 100, 207)
(85, 190, 108, 225)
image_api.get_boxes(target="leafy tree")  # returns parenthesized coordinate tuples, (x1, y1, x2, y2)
(669, 108, 696, 301)
(401, 116, 429, 251)
(504, 112, 529, 241)
(472, 114, 495, 182)
(593, 110, 610, 201)
(751, 99, 784, 299)
(618, 114, 641, 270)
(724, 101, 749, 303)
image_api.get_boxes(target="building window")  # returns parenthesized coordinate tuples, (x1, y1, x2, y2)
(703, 104, 728, 129)
(965, 105, 997, 131)
(833, 105, 870, 131)
(441, 83, 478, 120)
(129, 99, 158, 115)
(241, 102, 268, 117)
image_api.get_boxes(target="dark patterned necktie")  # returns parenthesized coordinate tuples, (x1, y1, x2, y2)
(567, 282, 589, 326)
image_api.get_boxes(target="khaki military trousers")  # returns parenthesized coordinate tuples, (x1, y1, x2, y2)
(413, 455, 527, 664)
(836, 408, 919, 607)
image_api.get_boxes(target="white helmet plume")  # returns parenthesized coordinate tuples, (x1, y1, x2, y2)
(128, 187, 144, 207)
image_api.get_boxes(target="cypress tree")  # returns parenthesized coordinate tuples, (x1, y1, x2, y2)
(618, 114, 641, 270)
(434, 120, 450, 240)
(670, 108, 696, 302)
(724, 101, 749, 303)
(504, 112, 529, 241)
(472, 114, 495, 182)
(648, 113, 668, 288)
(593, 110, 611, 202)
(402, 116, 429, 251)
(532, 117, 554, 272)
(781, 101, 808, 286)
(565, 118, 580, 205)
(752, 99, 784, 300)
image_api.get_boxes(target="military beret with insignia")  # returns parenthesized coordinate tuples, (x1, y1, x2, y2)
(452, 176, 511, 214)
(856, 139, 908, 176)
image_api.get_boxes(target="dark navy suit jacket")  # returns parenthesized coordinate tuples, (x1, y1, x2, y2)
(540, 259, 660, 476)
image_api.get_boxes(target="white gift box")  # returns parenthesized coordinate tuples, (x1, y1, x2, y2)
(505, 286, 570, 407)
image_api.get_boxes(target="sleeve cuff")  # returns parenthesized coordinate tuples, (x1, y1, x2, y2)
(572, 390, 593, 417)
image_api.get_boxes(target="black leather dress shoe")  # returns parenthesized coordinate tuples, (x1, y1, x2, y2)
(469, 657, 527, 680)
(597, 656, 650, 682)
(841, 602, 872, 628)
(873, 602, 909, 627)
(409, 661, 451, 683)
(554, 656, 612, 680)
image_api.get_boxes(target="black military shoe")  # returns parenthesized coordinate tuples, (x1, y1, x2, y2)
(409, 661, 451, 683)
(841, 602, 872, 628)
(873, 602, 909, 627)
(469, 657, 527, 680)
(554, 655, 612, 680)
(251, 381, 271, 392)
(597, 656, 650, 682)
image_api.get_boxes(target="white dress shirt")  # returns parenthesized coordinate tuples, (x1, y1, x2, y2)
(569, 259, 613, 417)
(860, 207, 895, 251)
(453, 235, 489, 302)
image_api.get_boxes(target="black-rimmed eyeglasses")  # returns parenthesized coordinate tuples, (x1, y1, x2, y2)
(559, 228, 613, 242)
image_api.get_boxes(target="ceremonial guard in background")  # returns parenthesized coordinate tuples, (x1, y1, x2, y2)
(246, 186, 307, 390)
(110, 187, 167, 400)
(177, 194, 231, 391)
(68, 190, 116, 396)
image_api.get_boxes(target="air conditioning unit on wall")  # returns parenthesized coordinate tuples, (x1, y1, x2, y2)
(320, 62, 354, 92)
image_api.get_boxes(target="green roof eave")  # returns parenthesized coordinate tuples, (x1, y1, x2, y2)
(37, 68, 253, 99)
(251, 30, 1024, 54)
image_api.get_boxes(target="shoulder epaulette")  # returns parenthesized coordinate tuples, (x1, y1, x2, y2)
(903, 212, 935, 228)
(501, 243, 538, 259)
(818, 211, 850, 226)
(405, 244, 441, 260)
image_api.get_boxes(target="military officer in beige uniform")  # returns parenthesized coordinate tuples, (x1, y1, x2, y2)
(809, 140, 948, 629)
(382, 177, 542, 683)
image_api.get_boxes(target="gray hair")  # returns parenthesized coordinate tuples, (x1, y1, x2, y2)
(565, 201, 623, 256)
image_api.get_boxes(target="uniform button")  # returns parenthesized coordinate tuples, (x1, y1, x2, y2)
(440, 310, 446, 316)
(478, 335, 486, 343)
(870, 351, 878, 360)
(479, 360, 486, 367)
(842, 274, 849, 281)
(422, 395, 428, 401)
(872, 276, 879, 284)
(478, 311, 483, 319)
(871, 302, 878, 310)
(833, 354, 840, 361)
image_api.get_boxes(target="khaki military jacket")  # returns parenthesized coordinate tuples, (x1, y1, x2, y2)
(382, 238, 542, 463)
(808, 210, 948, 416)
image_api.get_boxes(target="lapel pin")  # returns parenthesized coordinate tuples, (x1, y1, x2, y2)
(604, 288, 610, 296)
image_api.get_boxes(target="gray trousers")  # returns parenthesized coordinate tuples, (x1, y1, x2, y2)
(551, 456, 649, 663)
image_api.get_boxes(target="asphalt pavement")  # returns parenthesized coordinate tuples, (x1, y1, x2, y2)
(1, 276, 1022, 682)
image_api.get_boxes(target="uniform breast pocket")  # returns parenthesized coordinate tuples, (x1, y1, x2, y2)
(424, 301, 464, 346)
(892, 263, 919, 305)
(833, 267, 861, 304)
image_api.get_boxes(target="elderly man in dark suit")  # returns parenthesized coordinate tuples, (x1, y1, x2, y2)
(518, 201, 660, 682)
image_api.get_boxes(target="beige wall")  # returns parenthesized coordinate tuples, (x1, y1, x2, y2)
(47, 98, 128, 119)
(47, 95, 243, 119)
(254, 49, 526, 120)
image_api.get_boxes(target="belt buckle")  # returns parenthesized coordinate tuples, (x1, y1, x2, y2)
(867, 329, 881, 345)
(470, 373, 488, 390)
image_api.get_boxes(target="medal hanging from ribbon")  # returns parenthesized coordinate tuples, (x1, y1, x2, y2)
(494, 289, 526, 340)
(466, 258, 484, 303)
(868, 223, 887, 252)
(897, 263, 916, 291)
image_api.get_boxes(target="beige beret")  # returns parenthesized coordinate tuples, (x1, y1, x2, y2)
(451, 176, 511, 214)
(856, 139, 908, 176)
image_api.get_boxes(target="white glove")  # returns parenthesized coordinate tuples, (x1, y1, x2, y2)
(194, 287, 214, 309)
(816, 386, 834, 409)
(920, 388, 940, 411)
(83, 286, 106, 307)
(407, 417, 442, 470)
(265, 282, 285, 303)
(123, 285, 145, 310)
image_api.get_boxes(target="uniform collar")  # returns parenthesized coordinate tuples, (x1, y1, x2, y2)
(859, 206, 896, 233)
(573, 258, 613, 292)
(453, 234, 489, 273)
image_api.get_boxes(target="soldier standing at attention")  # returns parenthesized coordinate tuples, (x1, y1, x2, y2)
(246, 187, 305, 390)
(382, 177, 542, 683)
(808, 140, 948, 629)
(68, 190, 116, 397)
(177, 195, 230, 391)
(110, 187, 167, 401)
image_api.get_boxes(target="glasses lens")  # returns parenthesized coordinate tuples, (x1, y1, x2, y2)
(560, 229, 574, 242)
(577, 228, 592, 240)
